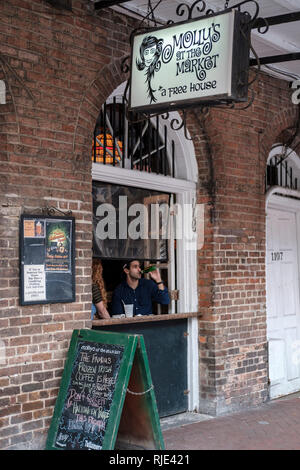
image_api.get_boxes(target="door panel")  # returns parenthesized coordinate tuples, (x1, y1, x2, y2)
(93, 319, 188, 417)
(267, 208, 300, 398)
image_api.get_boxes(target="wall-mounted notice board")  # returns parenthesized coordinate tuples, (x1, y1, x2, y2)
(19, 214, 75, 305)
(46, 329, 164, 451)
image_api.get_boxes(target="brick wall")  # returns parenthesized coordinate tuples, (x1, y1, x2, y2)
(0, 0, 133, 449)
(191, 73, 298, 415)
(0, 0, 299, 449)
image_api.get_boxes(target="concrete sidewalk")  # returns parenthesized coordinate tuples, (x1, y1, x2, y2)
(162, 395, 300, 450)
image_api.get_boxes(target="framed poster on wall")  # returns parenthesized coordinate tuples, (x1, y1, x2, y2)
(20, 214, 75, 305)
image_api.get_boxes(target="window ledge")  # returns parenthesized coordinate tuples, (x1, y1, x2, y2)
(92, 311, 201, 326)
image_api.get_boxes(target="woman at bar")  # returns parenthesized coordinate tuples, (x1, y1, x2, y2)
(92, 258, 110, 319)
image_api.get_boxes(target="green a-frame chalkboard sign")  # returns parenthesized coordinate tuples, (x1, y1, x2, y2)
(46, 329, 164, 450)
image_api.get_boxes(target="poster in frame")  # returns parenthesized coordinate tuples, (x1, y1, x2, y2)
(19, 214, 75, 305)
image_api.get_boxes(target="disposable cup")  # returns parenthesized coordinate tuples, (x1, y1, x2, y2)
(123, 304, 134, 318)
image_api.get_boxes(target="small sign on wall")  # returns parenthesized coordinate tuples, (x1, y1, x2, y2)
(20, 214, 75, 305)
(129, 9, 250, 113)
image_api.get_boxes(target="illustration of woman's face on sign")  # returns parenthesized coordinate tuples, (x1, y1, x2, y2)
(144, 45, 157, 67)
(136, 35, 164, 104)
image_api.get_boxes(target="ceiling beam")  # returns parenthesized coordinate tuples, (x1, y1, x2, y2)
(250, 52, 300, 66)
(94, 0, 130, 9)
(252, 11, 300, 29)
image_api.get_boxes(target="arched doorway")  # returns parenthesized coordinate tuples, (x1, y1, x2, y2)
(91, 82, 200, 417)
(266, 144, 300, 399)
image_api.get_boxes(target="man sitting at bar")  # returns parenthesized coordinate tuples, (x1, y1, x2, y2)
(111, 260, 170, 317)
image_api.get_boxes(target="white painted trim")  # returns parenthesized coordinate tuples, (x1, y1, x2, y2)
(92, 163, 199, 411)
(92, 165, 199, 413)
(92, 163, 196, 193)
(266, 186, 300, 211)
(175, 189, 199, 411)
(267, 144, 300, 170)
(93, 81, 200, 411)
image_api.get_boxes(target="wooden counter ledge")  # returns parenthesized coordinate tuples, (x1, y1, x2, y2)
(92, 311, 201, 326)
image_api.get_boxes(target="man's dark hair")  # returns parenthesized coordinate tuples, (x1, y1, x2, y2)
(122, 260, 140, 270)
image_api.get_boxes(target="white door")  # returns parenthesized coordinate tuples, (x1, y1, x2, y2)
(266, 206, 300, 398)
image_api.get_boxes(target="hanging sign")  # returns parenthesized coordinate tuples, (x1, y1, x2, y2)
(129, 9, 250, 113)
(46, 329, 164, 451)
(20, 214, 75, 305)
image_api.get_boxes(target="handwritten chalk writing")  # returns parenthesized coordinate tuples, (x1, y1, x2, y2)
(81, 344, 122, 355)
(97, 374, 116, 386)
(54, 340, 124, 450)
(68, 420, 85, 431)
(91, 354, 112, 364)
(80, 352, 90, 362)
(75, 372, 95, 382)
(97, 365, 112, 373)
(78, 362, 97, 374)
(76, 414, 86, 423)
(57, 433, 68, 444)
(87, 416, 105, 432)
(86, 394, 107, 408)
(66, 389, 85, 408)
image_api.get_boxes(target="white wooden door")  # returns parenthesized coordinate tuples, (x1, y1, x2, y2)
(266, 207, 300, 398)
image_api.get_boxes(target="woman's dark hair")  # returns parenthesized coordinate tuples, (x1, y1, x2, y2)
(92, 258, 107, 306)
(136, 35, 164, 103)
(136, 35, 163, 71)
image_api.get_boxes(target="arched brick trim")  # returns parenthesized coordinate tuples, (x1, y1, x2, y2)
(260, 105, 299, 163)
(72, 57, 129, 158)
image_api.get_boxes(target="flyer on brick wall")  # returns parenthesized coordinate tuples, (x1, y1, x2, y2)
(23, 265, 46, 302)
(20, 214, 75, 305)
(45, 220, 72, 272)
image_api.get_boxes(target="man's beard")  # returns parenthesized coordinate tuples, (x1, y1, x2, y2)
(129, 272, 141, 281)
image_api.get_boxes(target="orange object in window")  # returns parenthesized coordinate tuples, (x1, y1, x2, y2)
(92, 133, 122, 164)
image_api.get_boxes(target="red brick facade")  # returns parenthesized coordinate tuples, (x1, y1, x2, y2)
(191, 77, 298, 414)
(0, 0, 298, 449)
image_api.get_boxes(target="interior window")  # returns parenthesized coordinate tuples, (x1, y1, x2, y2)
(92, 181, 176, 315)
(92, 99, 175, 177)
